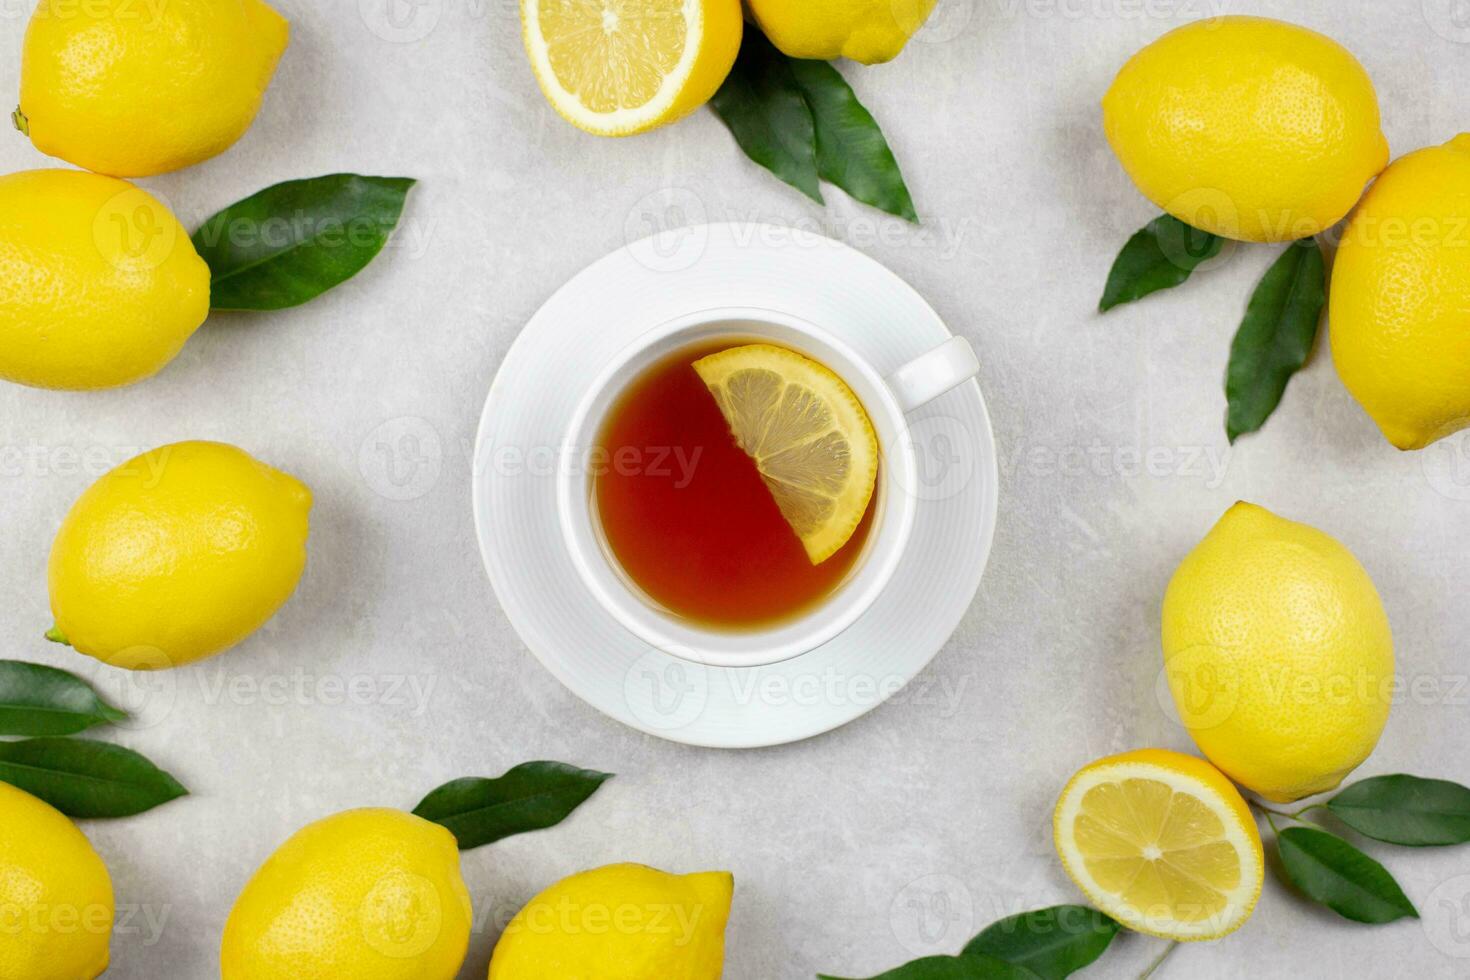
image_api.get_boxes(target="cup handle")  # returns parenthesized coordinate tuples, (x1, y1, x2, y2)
(885, 336, 979, 414)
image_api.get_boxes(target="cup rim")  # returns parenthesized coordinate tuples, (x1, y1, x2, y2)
(556, 305, 919, 669)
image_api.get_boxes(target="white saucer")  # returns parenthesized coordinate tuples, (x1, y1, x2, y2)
(472, 224, 998, 748)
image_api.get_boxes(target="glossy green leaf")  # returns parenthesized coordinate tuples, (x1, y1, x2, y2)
(1099, 214, 1223, 311)
(1276, 826, 1418, 924)
(194, 174, 415, 311)
(961, 906, 1120, 979)
(412, 761, 611, 851)
(819, 954, 1042, 980)
(1327, 775, 1470, 846)
(0, 661, 127, 736)
(1224, 238, 1325, 442)
(788, 58, 918, 222)
(710, 31, 822, 203)
(0, 738, 187, 818)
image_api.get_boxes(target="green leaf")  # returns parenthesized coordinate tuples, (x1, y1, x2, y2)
(961, 906, 1120, 979)
(0, 661, 127, 736)
(819, 954, 1042, 980)
(0, 738, 187, 818)
(1275, 826, 1418, 924)
(710, 31, 823, 204)
(411, 761, 611, 851)
(194, 174, 415, 311)
(788, 58, 918, 222)
(1098, 214, 1223, 311)
(1224, 237, 1325, 442)
(1327, 775, 1470, 846)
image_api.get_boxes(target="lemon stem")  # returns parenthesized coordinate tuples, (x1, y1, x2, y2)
(10, 107, 27, 136)
(44, 625, 70, 646)
(1138, 940, 1179, 980)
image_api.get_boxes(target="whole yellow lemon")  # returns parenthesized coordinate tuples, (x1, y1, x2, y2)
(745, 0, 936, 64)
(221, 808, 472, 980)
(0, 169, 211, 391)
(1330, 135, 1470, 450)
(1103, 16, 1388, 242)
(0, 781, 114, 980)
(1162, 502, 1394, 803)
(488, 863, 733, 979)
(18, 0, 289, 177)
(48, 441, 312, 670)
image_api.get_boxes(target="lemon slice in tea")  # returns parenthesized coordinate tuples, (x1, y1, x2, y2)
(1053, 749, 1264, 941)
(520, 0, 742, 137)
(692, 344, 878, 564)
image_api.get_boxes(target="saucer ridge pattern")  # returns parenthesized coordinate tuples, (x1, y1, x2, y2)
(472, 224, 998, 747)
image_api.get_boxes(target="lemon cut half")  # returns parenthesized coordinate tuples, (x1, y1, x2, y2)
(1053, 749, 1264, 942)
(521, 0, 742, 136)
(693, 344, 879, 564)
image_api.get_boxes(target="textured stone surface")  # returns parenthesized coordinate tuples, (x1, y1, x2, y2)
(2, 1, 1469, 976)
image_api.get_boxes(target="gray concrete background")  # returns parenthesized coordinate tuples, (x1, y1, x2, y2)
(3, 0, 1470, 976)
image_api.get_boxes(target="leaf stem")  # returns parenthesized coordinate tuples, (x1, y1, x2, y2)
(1138, 940, 1179, 980)
(1248, 799, 1300, 822)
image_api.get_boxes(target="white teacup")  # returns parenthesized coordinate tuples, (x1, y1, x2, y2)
(557, 307, 979, 669)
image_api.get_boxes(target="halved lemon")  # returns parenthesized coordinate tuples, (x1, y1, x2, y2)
(693, 344, 879, 565)
(1053, 748, 1264, 941)
(521, 0, 743, 137)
